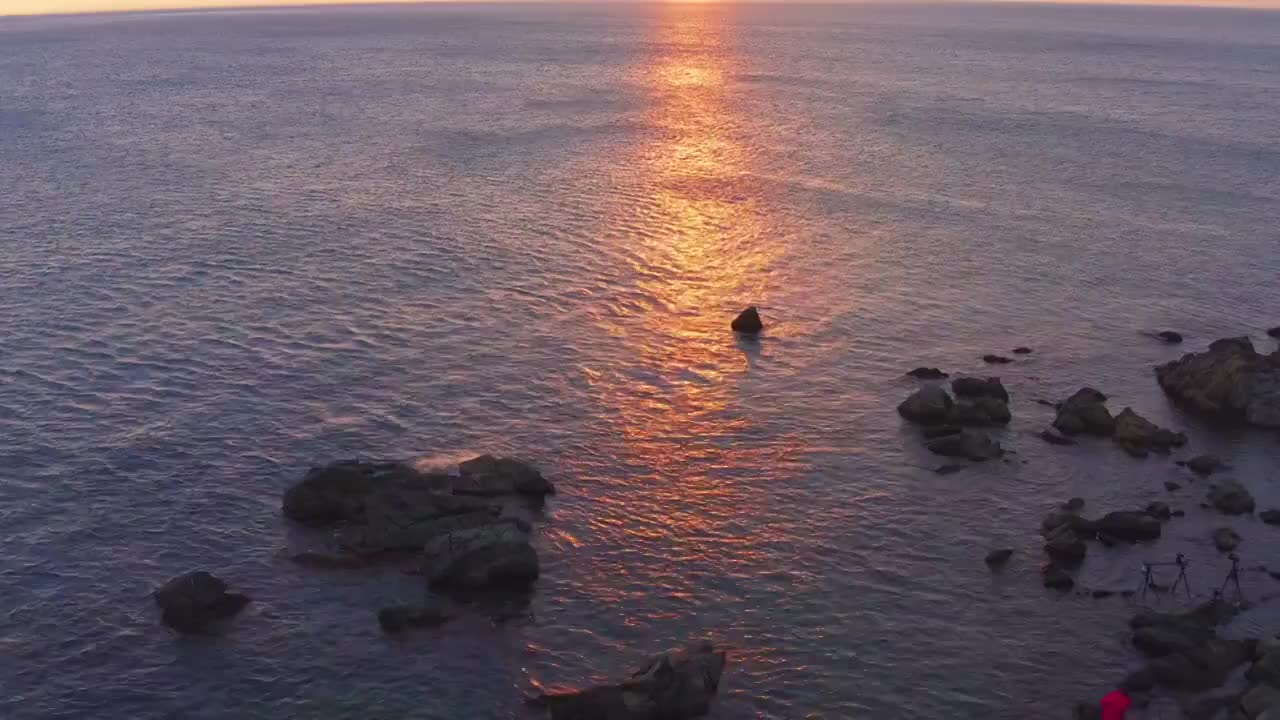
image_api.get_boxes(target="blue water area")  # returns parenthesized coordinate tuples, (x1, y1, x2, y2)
(2, 3, 1280, 718)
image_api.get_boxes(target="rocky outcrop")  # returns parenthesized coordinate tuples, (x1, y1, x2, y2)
(952, 377, 1009, 402)
(1155, 337, 1280, 428)
(947, 377, 1011, 426)
(1145, 502, 1171, 521)
(1053, 388, 1116, 436)
(1112, 408, 1187, 457)
(283, 460, 430, 526)
(897, 385, 953, 424)
(985, 548, 1014, 567)
(1186, 455, 1222, 476)
(906, 367, 948, 379)
(536, 640, 727, 720)
(731, 306, 763, 334)
(455, 455, 555, 498)
(1096, 511, 1162, 542)
(1212, 528, 1242, 552)
(1043, 565, 1074, 590)
(422, 519, 539, 590)
(377, 605, 453, 634)
(1126, 602, 1252, 693)
(925, 429, 1002, 461)
(1044, 524, 1087, 566)
(1208, 481, 1256, 515)
(154, 571, 250, 634)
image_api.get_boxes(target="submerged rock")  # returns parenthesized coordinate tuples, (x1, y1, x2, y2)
(1044, 525, 1087, 566)
(921, 425, 963, 439)
(1155, 331, 1184, 344)
(1043, 565, 1075, 591)
(731, 306, 763, 334)
(1012, 347, 1033, 355)
(925, 429, 1002, 461)
(897, 385, 953, 425)
(1260, 510, 1280, 526)
(1112, 408, 1187, 458)
(1053, 388, 1115, 436)
(153, 570, 250, 634)
(1145, 502, 1171, 521)
(422, 520, 539, 590)
(934, 464, 966, 476)
(290, 551, 371, 569)
(1186, 454, 1222, 476)
(537, 640, 727, 720)
(377, 605, 453, 634)
(1155, 336, 1280, 428)
(1096, 511, 1162, 542)
(983, 354, 1013, 365)
(1164, 481, 1182, 491)
(906, 367, 948, 380)
(1208, 480, 1256, 515)
(1038, 429, 1076, 446)
(985, 548, 1014, 567)
(1212, 528, 1241, 552)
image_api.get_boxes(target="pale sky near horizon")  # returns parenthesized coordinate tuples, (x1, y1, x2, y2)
(4, 0, 1279, 17)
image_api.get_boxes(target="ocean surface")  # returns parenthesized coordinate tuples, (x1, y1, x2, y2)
(3, 2, 1280, 718)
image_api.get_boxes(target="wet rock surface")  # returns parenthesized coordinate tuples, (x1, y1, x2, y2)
(1156, 336, 1280, 428)
(730, 306, 763, 334)
(1053, 388, 1116, 437)
(925, 429, 1002, 461)
(906, 367, 948, 379)
(1208, 481, 1256, 515)
(154, 571, 250, 634)
(1111, 407, 1186, 457)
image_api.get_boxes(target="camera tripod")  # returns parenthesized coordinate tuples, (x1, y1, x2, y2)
(1213, 553, 1246, 606)
(1138, 553, 1192, 603)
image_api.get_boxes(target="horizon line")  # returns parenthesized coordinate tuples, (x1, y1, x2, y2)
(5, 0, 1280, 20)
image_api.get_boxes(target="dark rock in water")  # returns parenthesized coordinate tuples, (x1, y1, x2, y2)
(1096, 511, 1162, 542)
(1012, 347, 1033, 355)
(1186, 454, 1222, 476)
(1146, 638, 1254, 692)
(537, 640, 726, 720)
(1164, 481, 1182, 491)
(985, 548, 1014, 567)
(422, 520, 539, 590)
(983, 354, 1013, 364)
(1268, 326, 1280, 339)
(897, 385, 954, 425)
(1241, 684, 1280, 718)
(340, 491, 501, 554)
(921, 424, 963, 439)
(378, 606, 453, 634)
(1038, 429, 1076, 446)
(925, 429, 1002, 461)
(934, 464, 966, 476)
(1044, 525, 1087, 566)
(1247, 643, 1280, 685)
(951, 376, 1009, 402)
(731, 306, 763, 334)
(1097, 532, 1119, 547)
(1155, 331, 1184, 344)
(455, 455, 555, 498)
(1092, 590, 1114, 599)
(1207, 480, 1255, 515)
(1043, 565, 1074, 591)
(947, 396, 1011, 426)
(1260, 509, 1280, 525)
(1211, 527, 1241, 553)
(1145, 502, 1171, 521)
(1062, 497, 1086, 513)
(154, 571, 250, 634)
(906, 367, 948, 379)
(1171, 510, 1185, 518)
(290, 551, 371, 569)
(1155, 336, 1280, 428)
(283, 460, 430, 526)
(1053, 387, 1115, 437)
(1071, 702, 1102, 720)
(1112, 407, 1187, 458)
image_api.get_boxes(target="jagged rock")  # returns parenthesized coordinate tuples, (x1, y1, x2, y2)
(952, 377, 1009, 402)
(1043, 565, 1074, 590)
(1208, 481, 1256, 515)
(1146, 638, 1255, 692)
(455, 455, 555, 498)
(1146, 502, 1172, 521)
(283, 460, 431, 526)
(1165, 481, 1182, 491)
(1128, 602, 1250, 693)
(153, 571, 250, 634)
(983, 354, 1013, 364)
(340, 491, 501, 554)
(1054, 388, 1116, 436)
(1156, 331, 1184, 344)
(1044, 525, 1087, 566)
(985, 548, 1014, 567)
(538, 640, 726, 720)
(1042, 510, 1089, 536)
(1039, 429, 1076, 446)
(1261, 510, 1280, 526)
(1096, 511, 1162, 542)
(948, 396, 1011, 426)
(731, 307, 763, 334)
(1013, 347, 1033, 354)
(377, 606, 453, 634)
(290, 552, 371, 569)
(1155, 337, 1280, 428)
(1112, 407, 1187, 457)
(1187, 455, 1223, 476)
(1212, 528, 1242, 552)
(897, 385, 953, 425)
(925, 429, 1002, 461)
(907, 367, 948, 379)
(422, 520, 539, 590)
(921, 425, 963, 439)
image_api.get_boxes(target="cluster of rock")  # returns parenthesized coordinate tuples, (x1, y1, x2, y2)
(153, 570, 251, 634)
(898, 377, 1009, 461)
(1051, 388, 1187, 457)
(1156, 337, 1280, 428)
(1125, 602, 1253, 694)
(533, 640, 727, 720)
(1040, 500, 1167, 591)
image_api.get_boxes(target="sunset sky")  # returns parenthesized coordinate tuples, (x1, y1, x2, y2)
(5, 0, 1280, 17)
